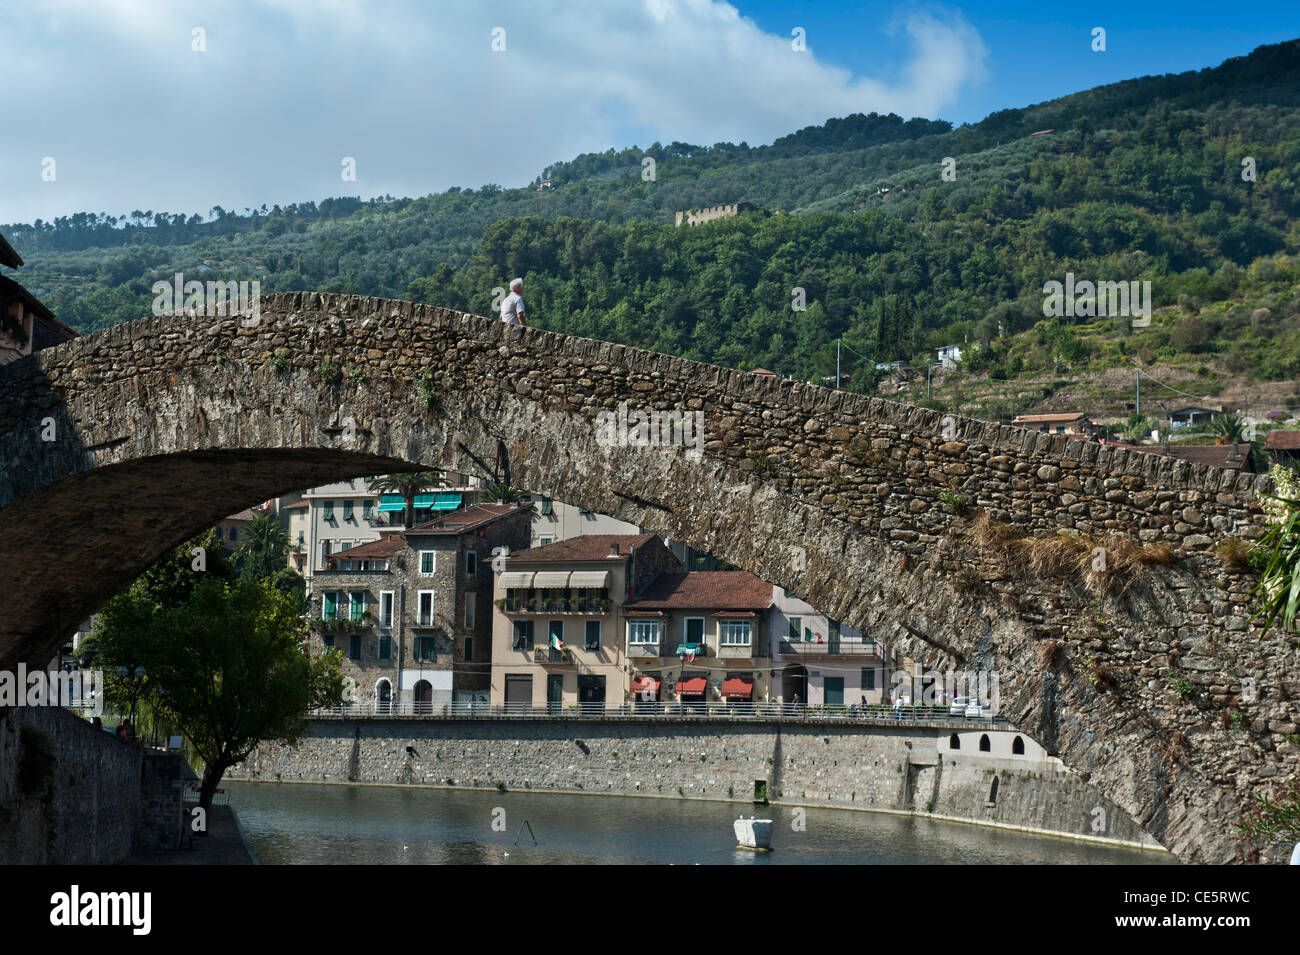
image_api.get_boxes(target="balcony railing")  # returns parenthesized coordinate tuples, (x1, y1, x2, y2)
(533, 646, 574, 664)
(777, 638, 880, 655)
(496, 594, 612, 615)
(307, 700, 1010, 724)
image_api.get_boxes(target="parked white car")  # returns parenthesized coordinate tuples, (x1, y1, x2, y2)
(965, 700, 991, 719)
(950, 696, 974, 717)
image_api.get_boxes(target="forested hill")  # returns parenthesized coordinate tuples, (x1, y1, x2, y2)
(6, 38, 1300, 412)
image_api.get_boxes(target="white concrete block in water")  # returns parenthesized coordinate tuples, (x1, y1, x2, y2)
(734, 816, 773, 851)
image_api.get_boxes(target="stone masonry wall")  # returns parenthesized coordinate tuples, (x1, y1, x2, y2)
(0, 705, 184, 863)
(227, 717, 1163, 849)
(0, 292, 1295, 863)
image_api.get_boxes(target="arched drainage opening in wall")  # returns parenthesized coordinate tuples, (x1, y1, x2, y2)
(949, 733, 960, 750)
(1012, 736, 1025, 755)
(979, 734, 991, 752)
(987, 776, 999, 808)
(754, 780, 768, 804)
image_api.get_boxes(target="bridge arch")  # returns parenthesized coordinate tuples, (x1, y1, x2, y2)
(0, 292, 1294, 864)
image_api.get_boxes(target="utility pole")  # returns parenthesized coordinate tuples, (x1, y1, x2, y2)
(836, 339, 841, 390)
(1136, 368, 1140, 417)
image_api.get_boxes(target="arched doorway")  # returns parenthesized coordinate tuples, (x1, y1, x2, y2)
(376, 679, 392, 715)
(414, 679, 432, 713)
(784, 665, 807, 707)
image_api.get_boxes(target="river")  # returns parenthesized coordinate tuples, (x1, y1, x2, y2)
(225, 781, 1177, 865)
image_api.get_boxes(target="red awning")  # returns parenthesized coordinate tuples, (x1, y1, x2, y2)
(675, 677, 708, 695)
(722, 677, 754, 699)
(630, 676, 660, 693)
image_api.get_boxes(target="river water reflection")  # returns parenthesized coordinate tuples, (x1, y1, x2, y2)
(226, 781, 1177, 865)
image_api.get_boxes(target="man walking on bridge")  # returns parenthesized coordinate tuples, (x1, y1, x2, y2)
(500, 278, 527, 327)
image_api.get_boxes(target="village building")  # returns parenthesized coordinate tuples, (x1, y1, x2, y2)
(490, 534, 682, 710)
(309, 502, 531, 709)
(1010, 412, 1096, 438)
(0, 231, 78, 366)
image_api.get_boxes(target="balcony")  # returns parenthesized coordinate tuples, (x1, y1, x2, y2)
(777, 637, 880, 656)
(533, 646, 574, 665)
(496, 595, 611, 615)
(310, 613, 371, 635)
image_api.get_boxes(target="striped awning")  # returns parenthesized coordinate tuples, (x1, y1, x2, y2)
(377, 494, 406, 512)
(498, 572, 535, 588)
(533, 572, 571, 588)
(432, 492, 462, 510)
(569, 570, 610, 588)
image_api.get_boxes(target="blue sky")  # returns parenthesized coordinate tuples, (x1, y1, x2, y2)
(1, 0, 1296, 226)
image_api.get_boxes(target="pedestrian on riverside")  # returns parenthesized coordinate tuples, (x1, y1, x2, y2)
(500, 278, 527, 327)
(116, 718, 133, 741)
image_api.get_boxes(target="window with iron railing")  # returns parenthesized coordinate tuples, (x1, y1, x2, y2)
(512, 619, 535, 651)
(414, 636, 437, 663)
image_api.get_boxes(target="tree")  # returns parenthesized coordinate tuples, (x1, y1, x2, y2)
(1211, 412, 1247, 445)
(236, 514, 290, 581)
(366, 472, 442, 527)
(92, 578, 346, 808)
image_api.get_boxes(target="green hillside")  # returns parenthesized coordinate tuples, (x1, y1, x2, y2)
(5, 38, 1300, 422)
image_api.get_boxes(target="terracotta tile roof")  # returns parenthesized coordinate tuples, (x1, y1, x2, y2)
(1011, 413, 1087, 423)
(511, 534, 658, 562)
(625, 572, 772, 611)
(329, 537, 404, 560)
(405, 502, 524, 535)
(1165, 443, 1254, 470)
(1265, 430, 1300, 450)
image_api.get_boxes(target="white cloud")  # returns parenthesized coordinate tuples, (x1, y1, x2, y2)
(0, 0, 988, 224)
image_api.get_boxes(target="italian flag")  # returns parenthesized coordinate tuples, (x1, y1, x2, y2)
(550, 633, 566, 650)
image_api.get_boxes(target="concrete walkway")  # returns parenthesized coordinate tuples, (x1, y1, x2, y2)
(122, 805, 255, 865)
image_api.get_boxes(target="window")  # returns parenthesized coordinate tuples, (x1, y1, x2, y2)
(548, 619, 564, 646)
(787, 616, 802, 641)
(466, 550, 477, 578)
(584, 620, 601, 651)
(414, 636, 436, 663)
(861, 667, 876, 690)
(322, 591, 339, 621)
(719, 620, 752, 646)
(1054, 426, 1065, 434)
(323, 501, 335, 521)
(512, 619, 535, 651)
(539, 498, 553, 516)
(539, 537, 553, 547)
(349, 591, 366, 621)
(465, 593, 476, 628)
(464, 636, 474, 661)
(378, 634, 392, 660)
(362, 500, 374, 521)
(297, 530, 305, 547)
(419, 550, 436, 575)
(349, 635, 362, 660)
(322, 635, 335, 649)
(343, 500, 354, 521)
(416, 591, 434, 626)
(628, 620, 660, 648)
(379, 592, 395, 628)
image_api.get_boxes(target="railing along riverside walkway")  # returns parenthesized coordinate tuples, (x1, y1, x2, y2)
(306, 700, 1010, 729)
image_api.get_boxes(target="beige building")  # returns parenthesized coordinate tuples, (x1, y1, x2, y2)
(490, 534, 682, 709)
(623, 571, 773, 705)
(1, 232, 78, 366)
(770, 585, 890, 706)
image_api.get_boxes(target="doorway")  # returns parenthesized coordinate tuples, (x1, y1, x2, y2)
(824, 677, 844, 708)
(414, 680, 432, 713)
(547, 674, 564, 714)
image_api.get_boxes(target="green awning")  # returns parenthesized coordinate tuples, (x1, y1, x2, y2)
(676, 643, 703, 656)
(377, 494, 406, 512)
(432, 492, 462, 510)
(413, 493, 436, 508)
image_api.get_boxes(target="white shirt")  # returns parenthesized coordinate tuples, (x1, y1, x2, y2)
(500, 291, 525, 325)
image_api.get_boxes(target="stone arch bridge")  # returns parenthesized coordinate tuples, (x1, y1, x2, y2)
(0, 292, 1295, 864)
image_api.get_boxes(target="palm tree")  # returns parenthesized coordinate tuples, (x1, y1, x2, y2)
(483, 482, 523, 503)
(367, 472, 443, 527)
(1212, 412, 1247, 445)
(236, 514, 290, 581)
